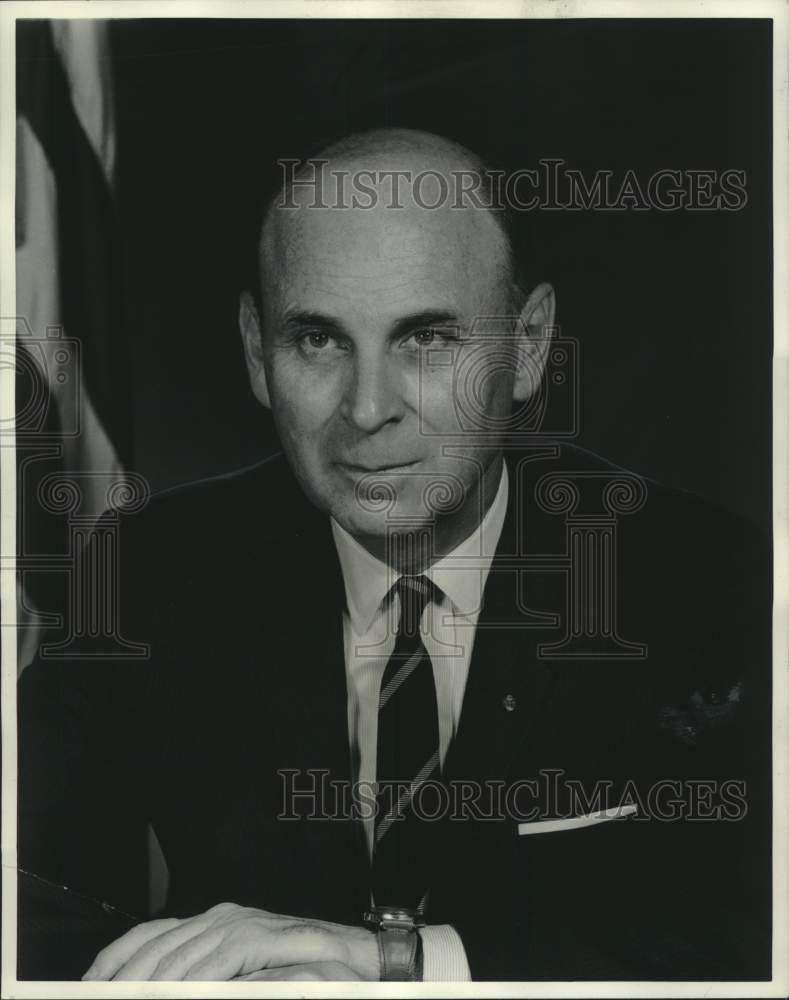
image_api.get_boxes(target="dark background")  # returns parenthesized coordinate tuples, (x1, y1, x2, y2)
(110, 18, 772, 531)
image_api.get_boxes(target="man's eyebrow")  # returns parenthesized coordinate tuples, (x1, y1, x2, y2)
(390, 310, 461, 337)
(280, 310, 345, 335)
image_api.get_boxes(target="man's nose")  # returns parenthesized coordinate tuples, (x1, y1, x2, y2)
(340, 350, 404, 433)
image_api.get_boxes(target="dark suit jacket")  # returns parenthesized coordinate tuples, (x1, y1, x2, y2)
(18, 444, 772, 980)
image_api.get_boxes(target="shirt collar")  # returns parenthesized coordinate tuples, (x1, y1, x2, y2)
(331, 460, 509, 633)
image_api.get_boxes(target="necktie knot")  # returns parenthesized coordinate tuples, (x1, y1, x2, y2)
(393, 574, 434, 638)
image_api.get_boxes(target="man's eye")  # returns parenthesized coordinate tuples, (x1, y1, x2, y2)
(409, 328, 461, 348)
(295, 330, 348, 360)
(412, 328, 436, 346)
(305, 331, 331, 349)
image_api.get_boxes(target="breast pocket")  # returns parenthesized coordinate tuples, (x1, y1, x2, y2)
(516, 804, 638, 836)
(514, 806, 642, 901)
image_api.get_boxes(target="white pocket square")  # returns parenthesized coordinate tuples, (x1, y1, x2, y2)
(517, 804, 638, 835)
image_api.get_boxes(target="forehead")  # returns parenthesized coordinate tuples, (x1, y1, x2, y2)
(261, 191, 509, 326)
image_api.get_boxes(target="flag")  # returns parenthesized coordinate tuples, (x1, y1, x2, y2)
(15, 19, 131, 672)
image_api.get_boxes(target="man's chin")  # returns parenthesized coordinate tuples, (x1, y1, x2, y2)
(332, 503, 439, 546)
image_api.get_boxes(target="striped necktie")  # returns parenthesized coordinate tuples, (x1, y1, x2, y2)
(372, 574, 441, 913)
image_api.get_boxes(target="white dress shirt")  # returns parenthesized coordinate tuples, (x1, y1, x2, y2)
(330, 460, 509, 982)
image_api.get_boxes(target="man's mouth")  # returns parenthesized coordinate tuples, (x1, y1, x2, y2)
(338, 460, 420, 474)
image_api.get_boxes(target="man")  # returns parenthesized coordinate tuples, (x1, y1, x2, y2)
(18, 129, 771, 981)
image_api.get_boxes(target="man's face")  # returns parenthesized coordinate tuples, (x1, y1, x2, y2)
(245, 179, 531, 553)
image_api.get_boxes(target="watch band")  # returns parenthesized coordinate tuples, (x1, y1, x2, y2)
(378, 924, 422, 980)
(364, 906, 425, 981)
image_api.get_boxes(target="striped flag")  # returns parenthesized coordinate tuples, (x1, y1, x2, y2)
(15, 19, 131, 671)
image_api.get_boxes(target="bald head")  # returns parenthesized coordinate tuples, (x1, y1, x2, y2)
(257, 128, 522, 311)
(238, 127, 555, 563)
(301, 126, 488, 173)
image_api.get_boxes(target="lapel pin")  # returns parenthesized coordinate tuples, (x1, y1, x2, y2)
(502, 694, 517, 712)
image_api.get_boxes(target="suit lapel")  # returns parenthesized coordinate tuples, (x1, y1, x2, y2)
(442, 455, 568, 863)
(443, 526, 563, 789)
(257, 509, 369, 920)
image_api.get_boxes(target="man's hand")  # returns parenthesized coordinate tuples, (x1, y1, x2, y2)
(81, 902, 379, 981)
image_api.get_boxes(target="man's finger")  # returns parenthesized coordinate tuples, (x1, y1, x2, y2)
(182, 924, 333, 981)
(82, 918, 182, 980)
(179, 923, 263, 981)
(111, 916, 227, 981)
(145, 926, 229, 981)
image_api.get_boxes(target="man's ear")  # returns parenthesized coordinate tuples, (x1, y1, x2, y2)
(513, 282, 556, 403)
(239, 291, 271, 410)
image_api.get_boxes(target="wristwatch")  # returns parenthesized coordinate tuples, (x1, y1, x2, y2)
(363, 906, 425, 981)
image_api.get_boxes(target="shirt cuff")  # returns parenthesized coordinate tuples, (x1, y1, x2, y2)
(419, 924, 471, 981)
